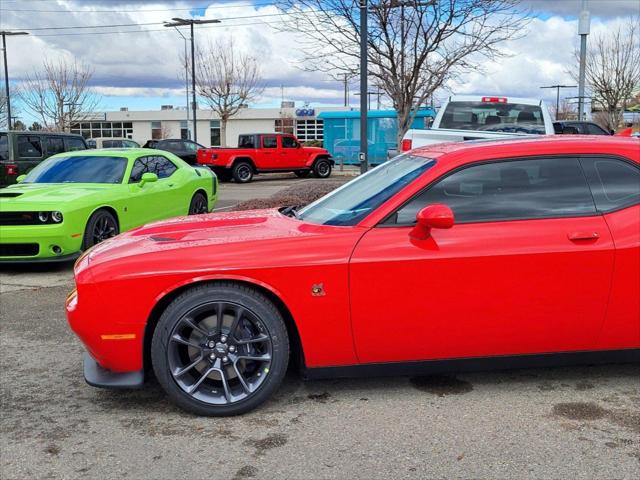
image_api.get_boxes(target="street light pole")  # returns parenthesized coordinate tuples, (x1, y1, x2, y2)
(164, 18, 221, 144)
(540, 85, 577, 120)
(1, 31, 29, 130)
(577, 0, 590, 121)
(359, 0, 368, 174)
(174, 27, 190, 140)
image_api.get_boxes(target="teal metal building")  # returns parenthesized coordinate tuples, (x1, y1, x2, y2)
(318, 108, 436, 165)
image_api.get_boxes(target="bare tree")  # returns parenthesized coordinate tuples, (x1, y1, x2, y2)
(18, 59, 101, 132)
(278, 0, 528, 146)
(190, 38, 263, 146)
(573, 20, 640, 130)
(551, 99, 577, 121)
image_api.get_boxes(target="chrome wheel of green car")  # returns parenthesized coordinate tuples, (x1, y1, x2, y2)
(83, 210, 119, 249)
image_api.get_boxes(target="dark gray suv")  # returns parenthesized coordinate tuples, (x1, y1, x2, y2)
(0, 131, 88, 185)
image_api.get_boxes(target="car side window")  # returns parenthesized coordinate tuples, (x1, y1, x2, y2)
(65, 137, 86, 151)
(17, 136, 43, 159)
(282, 136, 298, 148)
(183, 141, 199, 152)
(586, 123, 607, 135)
(46, 137, 65, 156)
(392, 157, 597, 224)
(129, 155, 177, 183)
(163, 140, 183, 151)
(263, 136, 277, 148)
(580, 157, 640, 212)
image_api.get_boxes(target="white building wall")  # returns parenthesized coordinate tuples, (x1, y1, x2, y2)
(88, 106, 352, 147)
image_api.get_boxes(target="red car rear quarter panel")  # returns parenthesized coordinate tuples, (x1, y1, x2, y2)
(598, 205, 640, 348)
(77, 213, 366, 372)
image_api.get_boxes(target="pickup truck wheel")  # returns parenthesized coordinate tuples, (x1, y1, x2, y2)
(232, 161, 253, 183)
(313, 159, 332, 178)
(294, 170, 310, 178)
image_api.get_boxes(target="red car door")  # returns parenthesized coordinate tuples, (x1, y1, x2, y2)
(580, 156, 640, 349)
(349, 156, 615, 364)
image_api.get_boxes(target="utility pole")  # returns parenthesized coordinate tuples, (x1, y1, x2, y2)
(359, 0, 368, 174)
(1, 30, 29, 130)
(578, 0, 590, 121)
(540, 85, 577, 120)
(164, 18, 221, 143)
(343, 73, 349, 107)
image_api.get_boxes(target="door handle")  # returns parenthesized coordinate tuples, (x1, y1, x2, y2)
(568, 232, 599, 241)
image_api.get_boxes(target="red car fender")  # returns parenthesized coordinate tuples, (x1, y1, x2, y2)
(304, 153, 329, 168)
(151, 272, 289, 310)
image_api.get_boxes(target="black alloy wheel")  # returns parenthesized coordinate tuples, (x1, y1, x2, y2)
(83, 210, 119, 249)
(152, 283, 289, 416)
(313, 159, 332, 178)
(232, 161, 254, 183)
(189, 192, 208, 215)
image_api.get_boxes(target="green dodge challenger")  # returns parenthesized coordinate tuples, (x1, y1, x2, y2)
(0, 148, 217, 262)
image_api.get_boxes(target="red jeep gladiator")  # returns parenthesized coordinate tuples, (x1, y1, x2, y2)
(197, 133, 334, 183)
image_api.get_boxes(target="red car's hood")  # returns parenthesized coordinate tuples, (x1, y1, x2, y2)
(86, 208, 350, 268)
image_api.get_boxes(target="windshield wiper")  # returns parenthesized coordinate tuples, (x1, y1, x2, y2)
(281, 205, 300, 219)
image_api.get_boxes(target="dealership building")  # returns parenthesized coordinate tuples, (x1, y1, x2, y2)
(71, 104, 351, 148)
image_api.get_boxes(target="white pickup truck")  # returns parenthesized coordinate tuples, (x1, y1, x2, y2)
(400, 95, 555, 153)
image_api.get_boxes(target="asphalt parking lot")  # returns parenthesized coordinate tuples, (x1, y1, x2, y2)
(1, 176, 639, 479)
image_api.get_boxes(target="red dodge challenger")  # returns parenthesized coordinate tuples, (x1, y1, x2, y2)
(66, 136, 640, 416)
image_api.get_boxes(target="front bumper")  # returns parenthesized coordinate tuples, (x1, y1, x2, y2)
(83, 352, 144, 389)
(0, 223, 83, 262)
(66, 284, 146, 374)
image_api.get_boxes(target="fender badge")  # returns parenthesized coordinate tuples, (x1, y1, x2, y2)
(311, 283, 325, 297)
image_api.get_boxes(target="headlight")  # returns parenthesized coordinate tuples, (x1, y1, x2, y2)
(51, 211, 63, 223)
(38, 212, 49, 223)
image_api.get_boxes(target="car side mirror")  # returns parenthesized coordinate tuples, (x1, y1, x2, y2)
(410, 204, 454, 240)
(139, 172, 158, 187)
(16, 174, 26, 183)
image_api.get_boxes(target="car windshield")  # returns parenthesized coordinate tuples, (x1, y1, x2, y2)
(22, 155, 128, 184)
(297, 154, 436, 226)
(440, 101, 546, 134)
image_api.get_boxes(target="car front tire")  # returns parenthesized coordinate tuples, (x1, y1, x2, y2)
(151, 283, 290, 416)
(82, 209, 119, 250)
(313, 159, 332, 178)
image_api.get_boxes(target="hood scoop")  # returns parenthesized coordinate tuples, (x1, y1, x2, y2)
(0, 192, 23, 198)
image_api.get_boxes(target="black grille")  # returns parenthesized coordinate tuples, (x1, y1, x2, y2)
(0, 243, 40, 257)
(0, 192, 23, 198)
(0, 212, 43, 225)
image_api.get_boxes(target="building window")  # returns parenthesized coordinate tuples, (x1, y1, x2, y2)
(180, 121, 190, 140)
(70, 121, 134, 139)
(210, 120, 221, 146)
(275, 118, 294, 135)
(295, 119, 324, 142)
(151, 121, 162, 140)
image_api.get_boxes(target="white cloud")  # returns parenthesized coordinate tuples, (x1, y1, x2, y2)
(2, 0, 637, 116)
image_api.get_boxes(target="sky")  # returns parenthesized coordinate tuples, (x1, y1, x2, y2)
(1, 0, 639, 124)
